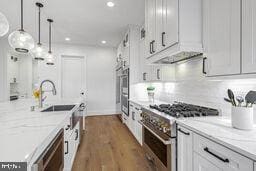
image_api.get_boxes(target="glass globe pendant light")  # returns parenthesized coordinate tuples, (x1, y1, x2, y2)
(0, 12, 9, 37)
(8, 0, 35, 53)
(46, 19, 54, 65)
(31, 2, 46, 60)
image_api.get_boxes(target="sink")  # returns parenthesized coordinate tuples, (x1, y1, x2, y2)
(41, 105, 76, 112)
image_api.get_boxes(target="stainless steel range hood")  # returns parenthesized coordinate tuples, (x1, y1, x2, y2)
(154, 51, 204, 64)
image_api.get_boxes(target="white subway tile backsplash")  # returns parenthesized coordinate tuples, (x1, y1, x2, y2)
(131, 59, 256, 122)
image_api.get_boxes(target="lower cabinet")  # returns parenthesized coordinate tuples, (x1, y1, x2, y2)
(177, 125, 254, 171)
(177, 126, 193, 171)
(193, 152, 222, 171)
(64, 120, 81, 171)
(128, 102, 143, 145)
(254, 162, 256, 171)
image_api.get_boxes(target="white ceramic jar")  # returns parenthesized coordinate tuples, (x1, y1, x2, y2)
(231, 106, 254, 130)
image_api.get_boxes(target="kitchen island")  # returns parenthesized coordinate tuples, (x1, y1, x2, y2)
(0, 98, 85, 171)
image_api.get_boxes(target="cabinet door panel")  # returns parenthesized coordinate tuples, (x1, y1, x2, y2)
(203, 0, 240, 76)
(177, 126, 193, 171)
(163, 0, 179, 48)
(242, 0, 256, 73)
(139, 30, 152, 82)
(145, 0, 156, 58)
(156, 0, 164, 52)
(193, 152, 223, 171)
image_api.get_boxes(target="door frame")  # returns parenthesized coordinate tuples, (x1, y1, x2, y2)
(60, 55, 86, 99)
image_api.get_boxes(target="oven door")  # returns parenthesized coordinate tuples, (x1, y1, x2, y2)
(121, 93, 129, 116)
(121, 75, 128, 94)
(142, 126, 176, 171)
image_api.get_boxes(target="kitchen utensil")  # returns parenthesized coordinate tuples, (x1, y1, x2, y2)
(224, 98, 232, 104)
(236, 96, 244, 107)
(245, 91, 256, 107)
(227, 89, 236, 106)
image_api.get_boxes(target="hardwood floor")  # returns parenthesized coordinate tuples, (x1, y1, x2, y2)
(72, 115, 154, 171)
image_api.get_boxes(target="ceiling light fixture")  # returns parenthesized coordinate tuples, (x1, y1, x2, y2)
(101, 40, 106, 44)
(65, 37, 70, 41)
(46, 19, 54, 65)
(0, 12, 9, 37)
(107, 1, 115, 7)
(31, 2, 46, 61)
(8, 0, 35, 53)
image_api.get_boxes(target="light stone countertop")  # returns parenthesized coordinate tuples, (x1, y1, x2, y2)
(129, 99, 256, 161)
(0, 98, 84, 166)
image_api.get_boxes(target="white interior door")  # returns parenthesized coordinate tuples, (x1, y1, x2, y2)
(61, 56, 85, 99)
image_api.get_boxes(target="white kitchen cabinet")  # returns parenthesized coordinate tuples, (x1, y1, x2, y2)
(139, 25, 153, 82)
(128, 102, 143, 145)
(193, 133, 253, 171)
(145, 0, 202, 64)
(145, 0, 157, 57)
(162, 0, 178, 49)
(193, 152, 222, 171)
(122, 31, 130, 67)
(242, 0, 256, 74)
(203, 0, 241, 76)
(64, 119, 81, 171)
(151, 65, 175, 81)
(155, 0, 178, 52)
(134, 105, 142, 145)
(254, 162, 256, 171)
(177, 126, 193, 171)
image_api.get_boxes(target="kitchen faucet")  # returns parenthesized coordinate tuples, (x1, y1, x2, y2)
(39, 80, 57, 108)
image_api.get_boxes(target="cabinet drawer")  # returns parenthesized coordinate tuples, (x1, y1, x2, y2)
(193, 133, 253, 171)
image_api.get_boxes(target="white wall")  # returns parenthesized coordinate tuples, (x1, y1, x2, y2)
(38, 43, 117, 115)
(0, 37, 10, 102)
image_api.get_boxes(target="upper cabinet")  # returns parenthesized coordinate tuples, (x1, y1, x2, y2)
(122, 31, 130, 67)
(145, 0, 203, 64)
(139, 25, 153, 82)
(203, 0, 241, 76)
(242, 0, 256, 74)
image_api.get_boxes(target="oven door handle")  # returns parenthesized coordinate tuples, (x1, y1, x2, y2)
(138, 121, 173, 145)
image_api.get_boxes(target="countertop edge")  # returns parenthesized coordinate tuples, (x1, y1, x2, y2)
(176, 120, 256, 161)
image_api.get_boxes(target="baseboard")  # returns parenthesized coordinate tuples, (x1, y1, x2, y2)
(86, 110, 121, 116)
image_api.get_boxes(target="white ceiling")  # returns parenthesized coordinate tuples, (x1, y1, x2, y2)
(0, 0, 145, 47)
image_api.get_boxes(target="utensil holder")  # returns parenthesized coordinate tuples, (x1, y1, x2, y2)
(231, 106, 254, 130)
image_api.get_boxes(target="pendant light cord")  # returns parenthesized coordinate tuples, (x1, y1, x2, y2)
(49, 21, 51, 52)
(47, 19, 53, 53)
(20, 0, 24, 31)
(38, 6, 41, 44)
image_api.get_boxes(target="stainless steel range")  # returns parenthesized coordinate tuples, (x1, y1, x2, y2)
(140, 102, 219, 171)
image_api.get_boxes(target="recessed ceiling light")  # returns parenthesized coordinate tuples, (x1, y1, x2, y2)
(65, 37, 70, 41)
(107, 1, 115, 7)
(101, 40, 106, 44)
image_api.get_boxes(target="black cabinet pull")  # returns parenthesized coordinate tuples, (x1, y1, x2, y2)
(203, 57, 207, 74)
(157, 69, 160, 80)
(143, 73, 147, 81)
(204, 147, 229, 163)
(150, 41, 153, 54)
(75, 129, 79, 140)
(64, 141, 69, 154)
(162, 32, 166, 47)
(152, 40, 155, 53)
(178, 128, 190, 135)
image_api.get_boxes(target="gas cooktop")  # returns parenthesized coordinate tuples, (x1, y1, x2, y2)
(149, 102, 219, 118)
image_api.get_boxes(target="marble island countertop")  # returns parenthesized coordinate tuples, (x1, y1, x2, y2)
(0, 98, 84, 165)
(129, 99, 256, 161)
